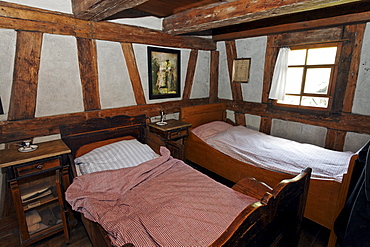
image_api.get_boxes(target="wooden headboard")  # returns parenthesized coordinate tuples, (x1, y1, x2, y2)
(180, 103, 226, 129)
(59, 114, 146, 158)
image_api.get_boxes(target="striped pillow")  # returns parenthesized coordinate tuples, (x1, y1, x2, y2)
(75, 139, 159, 175)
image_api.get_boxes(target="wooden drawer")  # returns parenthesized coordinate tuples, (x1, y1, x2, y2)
(16, 159, 60, 177)
(167, 128, 188, 140)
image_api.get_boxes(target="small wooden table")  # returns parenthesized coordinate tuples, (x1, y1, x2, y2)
(147, 119, 191, 160)
(0, 140, 75, 246)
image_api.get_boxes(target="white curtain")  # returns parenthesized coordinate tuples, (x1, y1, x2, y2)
(268, 47, 290, 100)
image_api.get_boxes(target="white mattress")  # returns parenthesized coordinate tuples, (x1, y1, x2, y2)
(192, 122, 354, 182)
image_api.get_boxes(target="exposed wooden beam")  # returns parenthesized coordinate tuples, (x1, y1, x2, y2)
(342, 23, 366, 113)
(8, 31, 43, 121)
(182, 50, 199, 100)
(221, 99, 370, 135)
(72, 0, 149, 21)
(209, 51, 219, 103)
(121, 43, 146, 105)
(213, 10, 370, 41)
(260, 117, 272, 135)
(76, 38, 101, 111)
(225, 41, 243, 101)
(225, 40, 246, 126)
(163, 0, 365, 35)
(0, 98, 209, 143)
(325, 129, 346, 151)
(0, 2, 216, 51)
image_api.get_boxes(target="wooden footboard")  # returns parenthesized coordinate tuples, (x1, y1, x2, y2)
(213, 168, 311, 247)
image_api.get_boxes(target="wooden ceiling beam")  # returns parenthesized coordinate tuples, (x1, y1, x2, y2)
(0, 2, 216, 50)
(213, 10, 370, 41)
(72, 0, 149, 21)
(163, 0, 365, 35)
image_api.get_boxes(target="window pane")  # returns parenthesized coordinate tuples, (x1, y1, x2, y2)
(288, 49, 306, 66)
(301, 97, 329, 108)
(304, 68, 331, 94)
(307, 47, 337, 65)
(286, 67, 303, 94)
(277, 95, 300, 105)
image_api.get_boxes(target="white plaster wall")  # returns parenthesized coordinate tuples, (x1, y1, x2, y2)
(245, 114, 261, 131)
(271, 119, 327, 147)
(36, 34, 84, 117)
(97, 40, 136, 109)
(226, 110, 235, 122)
(3, 0, 72, 13)
(344, 132, 370, 153)
(217, 42, 233, 100)
(191, 50, 210, 98)
(0, 29, 16, 121)
(352, 22, 370, 115)
(236, 37, 267, 103)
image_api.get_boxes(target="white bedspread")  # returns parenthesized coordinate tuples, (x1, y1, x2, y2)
(198, 124, 354, 182)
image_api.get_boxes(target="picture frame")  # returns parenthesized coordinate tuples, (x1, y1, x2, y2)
(148, 47, 181, 99)
(232, 58, 251, 83)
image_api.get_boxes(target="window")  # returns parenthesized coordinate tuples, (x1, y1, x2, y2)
(277, 43, 340, 110)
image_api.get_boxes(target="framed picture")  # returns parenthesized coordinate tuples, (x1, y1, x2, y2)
(148, 47, 181, 99)
(232, 58, 251, 83)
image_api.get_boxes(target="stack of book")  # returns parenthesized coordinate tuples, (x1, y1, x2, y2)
(21, 183, 56, 210)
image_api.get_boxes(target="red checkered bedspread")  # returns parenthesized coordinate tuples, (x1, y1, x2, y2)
(66, 147, 257, 246)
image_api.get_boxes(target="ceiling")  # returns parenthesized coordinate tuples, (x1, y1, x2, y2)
(71, 0, 370, 39)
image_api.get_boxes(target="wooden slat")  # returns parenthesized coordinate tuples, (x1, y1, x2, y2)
(0, 2, 216, 51)
(163, 0, 364, 35)
(342, 23, 366, 113)
(72, 0, 149, 21)
(213, 10, 370, 41)
(8, 31, 43, 121)
(182, 49, 198, 99)
(76, 37, 101, 111)
(0, 98, 209, 143)
(121, 43, 146, 105)
(209, 50, 219, 103)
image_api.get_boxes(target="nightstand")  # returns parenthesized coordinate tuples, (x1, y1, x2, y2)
(0, 139, 75, 246)
(147, 119, 191, 160)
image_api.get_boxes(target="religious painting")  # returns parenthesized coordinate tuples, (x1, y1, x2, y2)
(148, 47, 180, 99)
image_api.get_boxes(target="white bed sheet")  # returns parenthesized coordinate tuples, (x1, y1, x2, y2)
(193, 122, 354, 182)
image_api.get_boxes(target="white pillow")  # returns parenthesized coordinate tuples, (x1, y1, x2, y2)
(75, 139, 159, 175)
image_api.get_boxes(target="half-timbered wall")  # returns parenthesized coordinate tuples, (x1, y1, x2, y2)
(217, 25, 370, 153)
(0, 1, 217, 147)
(0, 0, 217, 215)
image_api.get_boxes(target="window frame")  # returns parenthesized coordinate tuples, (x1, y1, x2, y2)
(274, 42, 342, 112)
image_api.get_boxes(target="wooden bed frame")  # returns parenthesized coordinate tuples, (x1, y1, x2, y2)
(60, 114, 312, 247)
(180, 103, 359, 247)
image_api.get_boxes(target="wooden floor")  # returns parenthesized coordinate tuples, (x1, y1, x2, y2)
(0, 214, 329, 247)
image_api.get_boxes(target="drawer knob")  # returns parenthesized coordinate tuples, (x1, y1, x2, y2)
(36, 164, 43, 170)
